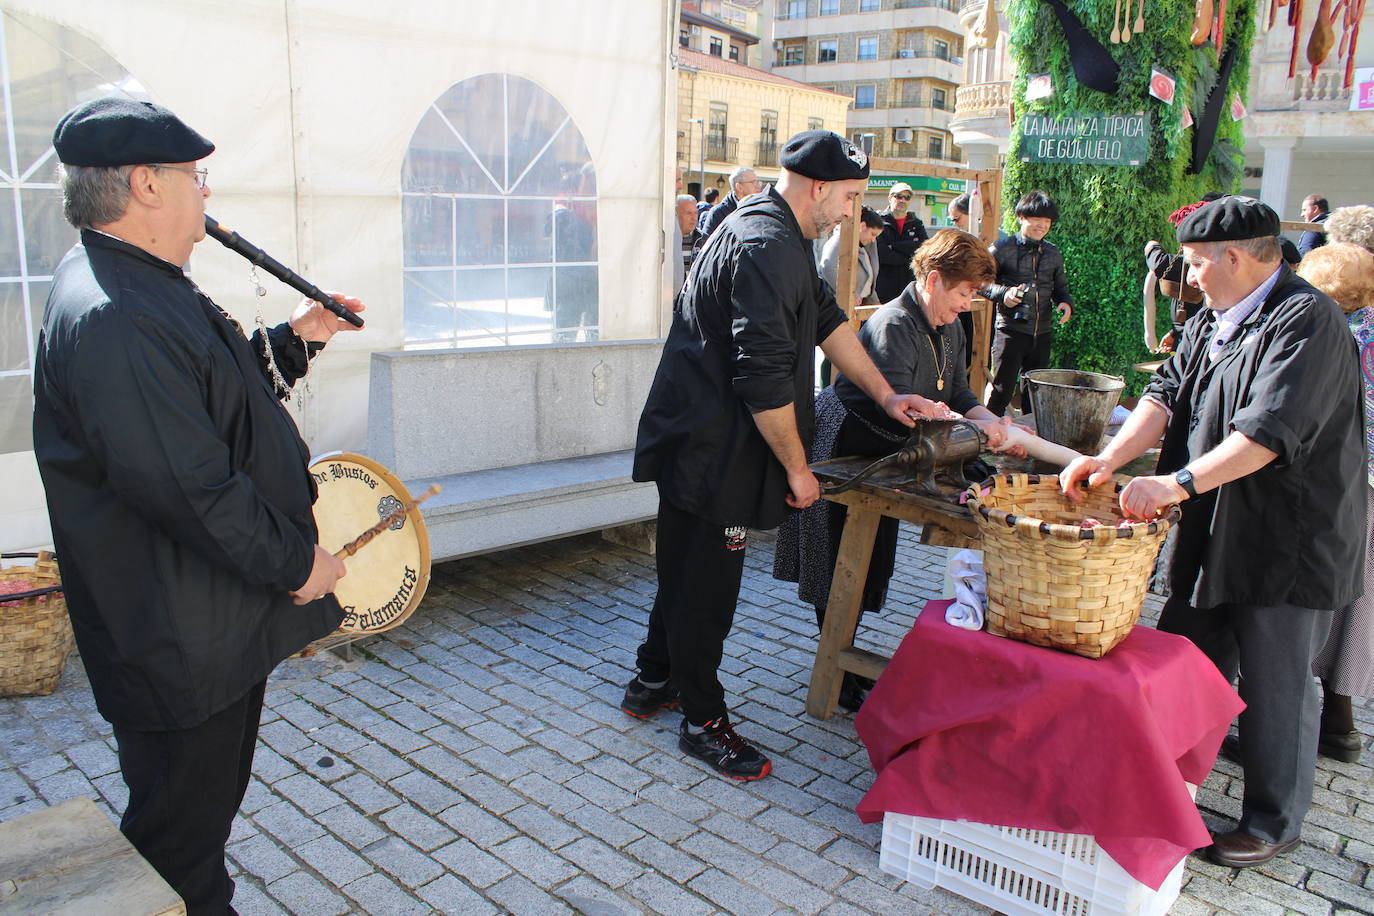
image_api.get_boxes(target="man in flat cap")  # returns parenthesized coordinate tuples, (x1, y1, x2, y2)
(1062, 196, 1365, 868)
(624, 129, 952, 780)
(33, 96, 364, 913)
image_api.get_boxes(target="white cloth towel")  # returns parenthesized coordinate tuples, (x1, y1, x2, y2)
(946, 549, 986, 630)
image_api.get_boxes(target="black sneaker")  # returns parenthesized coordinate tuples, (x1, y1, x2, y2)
(679, 716, 772, 781)
(620, 678, 678, 719)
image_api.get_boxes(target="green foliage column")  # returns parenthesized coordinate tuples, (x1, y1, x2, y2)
(1001, 0, 1256, 388)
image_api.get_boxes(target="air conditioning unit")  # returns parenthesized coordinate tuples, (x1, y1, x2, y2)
(894, 128, 913, 143)
(689, 24, 701, 35)
(898, 48, 915, 58)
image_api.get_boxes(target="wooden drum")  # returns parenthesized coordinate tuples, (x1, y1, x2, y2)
(308, 451, 432, 637)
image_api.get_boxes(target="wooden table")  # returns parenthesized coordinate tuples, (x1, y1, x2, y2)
(805, 456, 981, 719)
(0, 797, 184, 915)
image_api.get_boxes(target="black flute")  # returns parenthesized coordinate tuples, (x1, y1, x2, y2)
(203, 215, 365, 327)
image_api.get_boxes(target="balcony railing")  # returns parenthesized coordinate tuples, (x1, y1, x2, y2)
(755, 140, 779, 168)
(706, 136, 739, 163)
(893, 48, 962, 63)
(952, 80, 1012, 120)
(897, 93, 957, 111)
(895, 0, 959, 10)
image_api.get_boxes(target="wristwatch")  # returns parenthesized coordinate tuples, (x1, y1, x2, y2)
(1173, 467, 1198, 498)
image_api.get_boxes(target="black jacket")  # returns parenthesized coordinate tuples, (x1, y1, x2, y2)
(697, 192, 742, 245)
(33, 231, 343, 731)
(1144, 266, 1364, 610)
(874, 211, 929, 303)
(982, 234, 1072, 337)
(634, 188, 847, 530)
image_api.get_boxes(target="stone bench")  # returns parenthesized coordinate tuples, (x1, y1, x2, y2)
(366, 340, 664, 562)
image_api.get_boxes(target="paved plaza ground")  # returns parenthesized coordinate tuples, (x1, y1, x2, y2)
(3, 523, 1374, 915)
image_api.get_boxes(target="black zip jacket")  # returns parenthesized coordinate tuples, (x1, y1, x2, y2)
(982, 234, 1073, 337)
(874, 211, 929, 303)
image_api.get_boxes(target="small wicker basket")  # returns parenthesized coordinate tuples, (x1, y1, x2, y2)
(965, 474, 1180, 659)
(0, 551, 73, 696)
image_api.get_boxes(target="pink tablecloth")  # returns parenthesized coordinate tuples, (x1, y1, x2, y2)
(855, 599, 1245, 890)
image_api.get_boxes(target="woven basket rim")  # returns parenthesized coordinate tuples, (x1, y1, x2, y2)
(965, 473, 1180, 542)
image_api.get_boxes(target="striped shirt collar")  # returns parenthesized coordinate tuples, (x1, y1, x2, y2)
(1209, 265, 1283, 359)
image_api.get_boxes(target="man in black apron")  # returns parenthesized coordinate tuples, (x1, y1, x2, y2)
(1062, 197, 1364, 868)
(627, 130, 951, 781)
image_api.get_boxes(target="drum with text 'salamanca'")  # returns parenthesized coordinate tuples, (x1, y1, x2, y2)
(308, 451, 431, 637)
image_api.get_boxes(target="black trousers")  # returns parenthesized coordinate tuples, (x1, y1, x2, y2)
(635, 498, 747, 725)
(988, 328, 1052, 416)
(112, 680, 267, 916)
(1158, 596, 1331, 843)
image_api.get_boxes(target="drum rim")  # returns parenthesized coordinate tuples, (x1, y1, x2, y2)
(308, 450, 432, 635)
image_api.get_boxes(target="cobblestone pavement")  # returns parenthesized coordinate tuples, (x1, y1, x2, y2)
(3, 524, 1374, 915)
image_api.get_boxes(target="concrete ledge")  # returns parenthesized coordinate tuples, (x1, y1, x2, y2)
(405, 450, 657, 562)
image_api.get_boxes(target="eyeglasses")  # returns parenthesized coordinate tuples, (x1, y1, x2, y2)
(892, 193, 912, 201)
(151, 164, 208, 189)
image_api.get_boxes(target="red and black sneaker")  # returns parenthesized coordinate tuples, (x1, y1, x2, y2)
(678, 716, 772, 781)
(620, 677, 679, 719)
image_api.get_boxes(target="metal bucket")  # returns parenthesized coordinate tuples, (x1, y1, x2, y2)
(1023, 369, 1125, 456)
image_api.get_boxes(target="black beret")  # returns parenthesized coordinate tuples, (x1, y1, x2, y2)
(53, 97, 215, 167)
(1176, 196, 1280, 243)
(779, 129, 870, 182)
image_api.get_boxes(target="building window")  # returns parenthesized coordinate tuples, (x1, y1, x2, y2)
(820, 0, 839, 14)
(932, 87, 947, 109)
(818, 40, 838, 63)
(680, 29, 690, 47)
(759, 110, 779, 166)
(934, 38, 950, 60)
(402, 73, 599, 348)
(783, 0, 806, 19)
(858, 37, 878, 61)
(783, 43, 805, 65)
(729, 44, 741, 61)
(860, 0, 881, 9)
(0, 13, 137, 456)
(855, 84, 877, 109)
(928, 136, 944, 159)
(707, 102, 729, 160)
(709, 36, 723, 56)
(808, 117, 824, 130)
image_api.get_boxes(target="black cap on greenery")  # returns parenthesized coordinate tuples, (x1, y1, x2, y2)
(53, 97, 215, 167)
(780, 130, 870, 182)
(1177, 196, 1280, 243)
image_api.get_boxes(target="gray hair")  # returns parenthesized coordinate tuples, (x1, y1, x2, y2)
(60, 163, 135, 229)
(676, 194, 697, 206)
(729, 166, 755, 188)
(1326, 205, 1374, 257)
(1191, 236, 1282, 264)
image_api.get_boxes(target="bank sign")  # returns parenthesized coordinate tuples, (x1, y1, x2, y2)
(868, 175, 965, 194)
(1016, 111, 1150, 166)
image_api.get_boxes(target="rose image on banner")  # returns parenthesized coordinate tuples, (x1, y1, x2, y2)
(1230, 93, 1247, 121)
(1181, 104, 1194, 129)
(1026, 73, 1054, 101)
(1149, 67, 1177, 105)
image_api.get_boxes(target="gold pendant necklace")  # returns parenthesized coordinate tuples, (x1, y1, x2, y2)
(926, 331, 947, 391)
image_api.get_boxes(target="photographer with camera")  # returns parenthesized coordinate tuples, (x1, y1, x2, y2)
(981, 190, 1073, 416)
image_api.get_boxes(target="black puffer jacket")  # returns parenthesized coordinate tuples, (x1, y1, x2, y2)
(981, 234, 1073, 336)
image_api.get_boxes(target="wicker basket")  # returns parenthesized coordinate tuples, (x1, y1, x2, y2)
(0, 551, 73, 696)
(966, 474, 1180, 659)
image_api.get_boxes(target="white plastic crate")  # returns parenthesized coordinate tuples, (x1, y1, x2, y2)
(880, 812, 1186, 916)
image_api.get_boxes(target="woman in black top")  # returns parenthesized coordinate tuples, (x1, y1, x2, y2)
(774, 229, 1022, 709)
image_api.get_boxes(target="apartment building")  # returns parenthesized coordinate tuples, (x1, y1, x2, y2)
(676, 6, 853, 199)
(758, 0, 966, 218)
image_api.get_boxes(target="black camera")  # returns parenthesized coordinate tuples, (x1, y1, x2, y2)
(1008, 284, 1032, 322)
